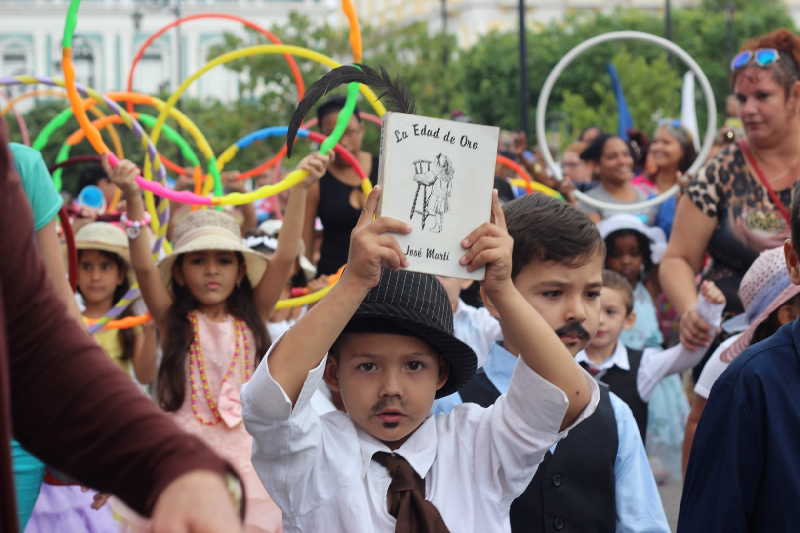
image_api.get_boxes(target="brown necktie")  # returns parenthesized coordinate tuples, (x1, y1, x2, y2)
(373, 452, 451, 533)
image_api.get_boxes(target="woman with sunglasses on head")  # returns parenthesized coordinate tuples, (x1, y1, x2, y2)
(660, 29, 800, 359)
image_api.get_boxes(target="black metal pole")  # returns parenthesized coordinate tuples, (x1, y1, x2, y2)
(518, 0, 530, 138)
(441, 0, 448, 67)
(726, 3, 736, 59)
(173, 0, 185, 168)
(665, 0, 672, 42)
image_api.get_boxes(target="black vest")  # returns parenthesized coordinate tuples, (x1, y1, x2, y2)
(598, 348, 648, 440)
(460, 370, 618, 532)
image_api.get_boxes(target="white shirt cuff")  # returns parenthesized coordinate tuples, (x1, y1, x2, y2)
(505, 361, 600, 439)
(242, 334, 328, 422)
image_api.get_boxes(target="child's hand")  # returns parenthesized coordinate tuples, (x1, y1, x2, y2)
(459, 190, 514, 293)
(222, 171, 246, 193)
(102, 155, 139, 194)
(343, 186, 410, 290)
(699, 280, 725, 306)
(296, 152, 334, 188)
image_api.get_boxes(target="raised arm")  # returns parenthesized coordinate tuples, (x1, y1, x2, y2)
(104, 156, 173, 328)
(659, 195, 718, 350)
(132, 321, 158, 385)
(267, 186, 410, 404)
(461, 192, 593, 428)
(637, 281, 725, 401)
(253, 153, 332, 320)
(302, 181, 320, 267)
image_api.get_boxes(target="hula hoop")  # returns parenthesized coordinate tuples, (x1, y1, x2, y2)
(219, 127, 367, 180)
(126, 12, 305, 115)
(2, 88, 66, 114)
(495, 154, 563, 199)
(57, 112, 203, 184)
(85, 314, 152, 330)
(145, 44, 386, 206)
(0, 89, 30, 145)
(535, 31, 717, 212)
(2, 77, 176, 250)
(51, 105, 128, 187)
(235, 112, 383, 181)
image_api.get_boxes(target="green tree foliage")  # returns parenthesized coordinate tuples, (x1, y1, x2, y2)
(461, 3, 794, 143)
(9, 1, 797, 184)
(559, 49, 682, 141)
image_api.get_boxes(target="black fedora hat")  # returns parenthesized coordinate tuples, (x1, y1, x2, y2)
(342, 269, 477, 398)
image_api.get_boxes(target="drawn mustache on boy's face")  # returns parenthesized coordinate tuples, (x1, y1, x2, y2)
(370, 396, 405, 415)
(554, 321, 591, 341)
(371, 396, 406, 429)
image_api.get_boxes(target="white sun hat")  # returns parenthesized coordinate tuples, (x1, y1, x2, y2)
(158, 209, 268, 289)
(597, 213, 668, 264)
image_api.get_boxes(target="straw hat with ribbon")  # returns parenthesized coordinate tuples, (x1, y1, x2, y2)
(721, 246, 800, 363)
(158, 209, 268, 289)
(75, 222, 134, 283)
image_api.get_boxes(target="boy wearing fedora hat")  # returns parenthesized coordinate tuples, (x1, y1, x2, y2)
(242, 189, 599, 533)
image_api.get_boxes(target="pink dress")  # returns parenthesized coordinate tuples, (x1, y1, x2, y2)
(113, 311, 283, 533)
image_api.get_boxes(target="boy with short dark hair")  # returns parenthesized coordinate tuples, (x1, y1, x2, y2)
(677, 182, 800, 532)
(580, 270, 724, 440)
(243, 189, 598, 533)
(437, 194, 671, 532)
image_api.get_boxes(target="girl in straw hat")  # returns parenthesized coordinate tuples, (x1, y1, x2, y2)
(106, 152, 330, 533)
(75, 222, 156, 384)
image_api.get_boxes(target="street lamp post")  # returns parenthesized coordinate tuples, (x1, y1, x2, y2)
(665, 0, 672, 42)
(518, 0, 530, 138)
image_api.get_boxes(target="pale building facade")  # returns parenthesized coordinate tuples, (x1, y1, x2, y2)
(0, 0, 335, 109)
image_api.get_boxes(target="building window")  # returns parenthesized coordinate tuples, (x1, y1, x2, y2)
(1, 39, 32, 98)
(137, 41, 171, 94)
(72, 36, 98, 89)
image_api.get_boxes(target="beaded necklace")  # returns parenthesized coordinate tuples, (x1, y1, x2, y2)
(187, 311, 253, 426)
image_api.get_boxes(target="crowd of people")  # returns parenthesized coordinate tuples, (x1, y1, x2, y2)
(2, 24, 800, 533)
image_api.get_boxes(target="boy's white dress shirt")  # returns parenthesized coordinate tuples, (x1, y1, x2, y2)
(242, 340, 599, 533)
(453, 300, 501, 368)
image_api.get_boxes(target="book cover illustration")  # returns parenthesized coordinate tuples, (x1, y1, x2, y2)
(378, 112, 499, 280)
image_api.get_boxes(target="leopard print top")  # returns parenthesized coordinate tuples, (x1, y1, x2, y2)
(684, 143, 792, 313)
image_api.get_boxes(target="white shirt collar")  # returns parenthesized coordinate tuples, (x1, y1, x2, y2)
(355, 415, 438, 481)
(575, 342, 630, 372)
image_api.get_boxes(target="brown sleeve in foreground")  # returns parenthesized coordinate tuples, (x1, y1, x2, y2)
(2, 166, 231, 516)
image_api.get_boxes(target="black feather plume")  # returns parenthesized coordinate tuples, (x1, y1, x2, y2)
(286, 63, 415, 156)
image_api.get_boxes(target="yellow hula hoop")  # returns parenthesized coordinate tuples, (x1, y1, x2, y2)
(149, 45, 386, 207)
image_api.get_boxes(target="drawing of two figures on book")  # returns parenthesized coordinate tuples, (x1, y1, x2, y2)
(410, 153, 455, 233)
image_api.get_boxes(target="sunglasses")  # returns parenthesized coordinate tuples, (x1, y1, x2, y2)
(658, 118, 682, 129)
(730, 48, 780, 71)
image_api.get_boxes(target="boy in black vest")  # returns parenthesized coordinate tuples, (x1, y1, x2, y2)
(436, 194, 671, 532)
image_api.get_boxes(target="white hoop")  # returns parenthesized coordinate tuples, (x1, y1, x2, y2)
(535, 31, 717, 212)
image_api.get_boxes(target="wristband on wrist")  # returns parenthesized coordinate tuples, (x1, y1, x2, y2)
(120, 212, 152, 239)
